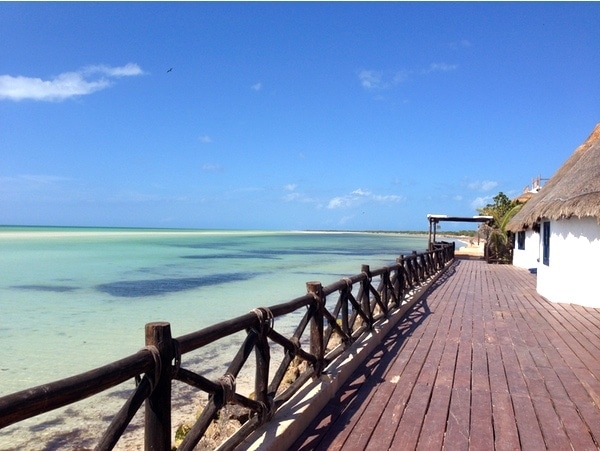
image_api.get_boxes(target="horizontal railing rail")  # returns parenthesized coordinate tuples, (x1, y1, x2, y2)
(0, 242, 455, 450)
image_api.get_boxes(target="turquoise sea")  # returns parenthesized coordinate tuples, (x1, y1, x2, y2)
(0, 226, 431, 449)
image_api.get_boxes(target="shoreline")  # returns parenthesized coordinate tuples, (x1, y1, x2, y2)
(0, 225, 482, 241)
(0, 227, 434, 240)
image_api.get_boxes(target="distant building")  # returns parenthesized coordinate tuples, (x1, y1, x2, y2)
(507, 123, 600, 307)
(510, 178, 543, 271)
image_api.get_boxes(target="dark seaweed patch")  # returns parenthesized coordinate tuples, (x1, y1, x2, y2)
(11, 285, 78, 293)
(96, 272, 258, 298)
(180, 247, 385, 261)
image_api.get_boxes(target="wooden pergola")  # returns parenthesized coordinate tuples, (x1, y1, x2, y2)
(427, 214, 494, 250)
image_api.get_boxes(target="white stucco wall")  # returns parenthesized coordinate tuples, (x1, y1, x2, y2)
(537, 216, 600, 307)
(512, 230, 540, 270)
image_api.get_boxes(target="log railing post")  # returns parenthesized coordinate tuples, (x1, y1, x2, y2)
(361, 265, 373, 328)
(427, 252, 435, 276)
(306, 282, 325, 376)
(402, 255, 412, 290)
(381, 267, 390, 311)
(254, 308, 271, 422)
(341, 282, 350, 336)
(412, 251, 422, 283)
(145, 322, 173, 451)
(396, 256, 405, 300)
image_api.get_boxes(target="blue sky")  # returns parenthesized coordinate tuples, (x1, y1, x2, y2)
(1, 2, 599, 231)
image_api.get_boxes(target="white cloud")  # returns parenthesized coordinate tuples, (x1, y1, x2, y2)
(251, 82, 262, 91)
(283, 192, 306, 202)
(0, 63, 144, 101)
(471, 196, 492, 210)
(0, 174, 70, 190)
(372, 194, 405, 202)
(83, 63, 144, 77)
(201, 163, 222, 172)
(16, 174, 70, 184)
(359, 63, 454, 91)
(327, 196, 351, 209)
(468, 180, 498, 191)
(423, 63, 458, 74)
(327, 188, 403, 209)
(358, 70, 411, 90)
(358, 70, 385, 89)
(481, 180, 498, 191)
(0, 73, 110, 101)
(199, 135, 213, 143)
(282, 184, 314, 203)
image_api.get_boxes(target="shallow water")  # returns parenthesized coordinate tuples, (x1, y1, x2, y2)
(0, 227, 429, 449)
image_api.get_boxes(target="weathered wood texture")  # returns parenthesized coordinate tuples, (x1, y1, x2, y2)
(293, 259, 600, 450)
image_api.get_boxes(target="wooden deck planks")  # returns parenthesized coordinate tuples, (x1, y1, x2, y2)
(292, 260, 600, 450)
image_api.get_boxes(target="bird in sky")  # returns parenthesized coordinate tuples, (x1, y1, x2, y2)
(167, 68, 173, 73)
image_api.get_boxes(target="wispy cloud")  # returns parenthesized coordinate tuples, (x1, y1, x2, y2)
(0, 174, 76, 202)
(282, 183, 314, 203)
(6, 174, 69, 183)
(83, 63, 143, 77)
(338, 215, 354, 226)
(392, 70, 410, 84)
(468, 180, 498, 191)
(0, 63, 144, 102)
(449, 39, 472, 50)
(471, 196, 492, 210)
(358, 70, 409, 90)
(358, 70, 385, 89)
(422, 62, 458, 74)
(199, 135, 213, 143)
(359, 62, 456, 90)
(251, 82, 262, 91)
(327, 188, 404, 209)
(0, 174, 71, 190)
(283, 192, 303, 202)
(201, 163, 222, 172)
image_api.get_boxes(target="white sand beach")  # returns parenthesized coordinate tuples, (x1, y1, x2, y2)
(454, 237, 486, 257)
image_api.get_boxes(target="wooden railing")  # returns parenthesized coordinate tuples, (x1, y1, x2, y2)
(0, 242, 455, 450)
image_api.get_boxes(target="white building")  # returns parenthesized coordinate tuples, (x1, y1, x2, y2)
(507, 123, 600, 307)
(511, 228, 540, 271)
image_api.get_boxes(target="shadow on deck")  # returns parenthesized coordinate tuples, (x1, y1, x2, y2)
(292, 259, 600, 450)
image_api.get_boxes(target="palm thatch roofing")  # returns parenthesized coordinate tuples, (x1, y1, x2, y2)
(514, 190, 536, 204)
(507, 123, 600, 232)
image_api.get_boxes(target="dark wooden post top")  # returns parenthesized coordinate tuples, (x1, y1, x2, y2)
(306, 282, 325, 376)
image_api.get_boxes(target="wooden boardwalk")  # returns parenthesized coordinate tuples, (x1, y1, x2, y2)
(292, 259, 600, 450)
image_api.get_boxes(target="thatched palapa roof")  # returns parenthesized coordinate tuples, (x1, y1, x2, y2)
(507, 123, 600, 232)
